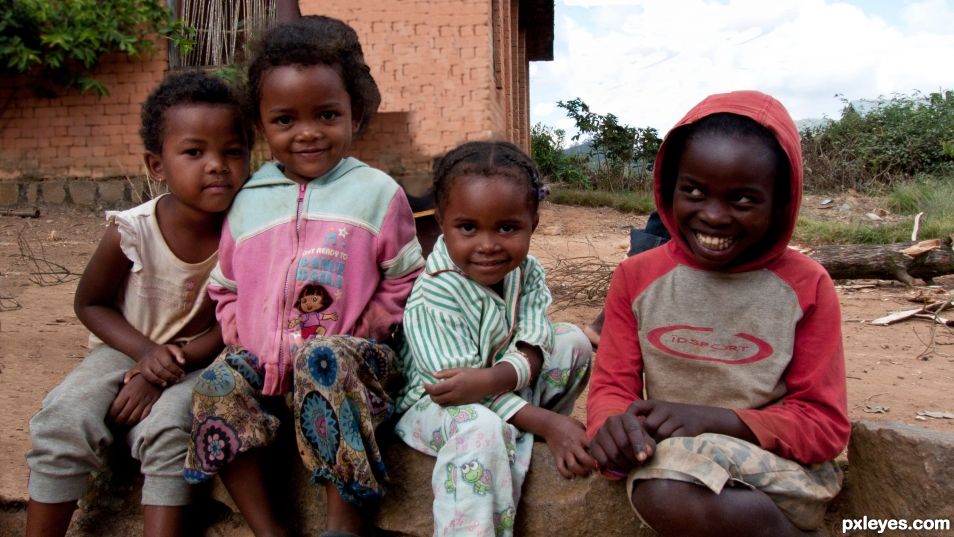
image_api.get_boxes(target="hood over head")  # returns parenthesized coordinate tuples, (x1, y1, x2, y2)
(653, 90, 802, 272)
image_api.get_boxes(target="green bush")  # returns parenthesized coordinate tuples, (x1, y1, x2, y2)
(556, 98, 661, 192)
(0, 0, 193, 95)
(530, 122, 590, 188)
(802, 91, 954, 192)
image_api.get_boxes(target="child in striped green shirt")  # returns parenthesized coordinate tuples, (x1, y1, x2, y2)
(394, 141, 594, 537)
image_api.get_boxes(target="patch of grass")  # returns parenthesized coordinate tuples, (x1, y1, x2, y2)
(886, 175, 954, 216)
(794, 216, 954, 245)
(552, 185, 953, 245)
(794, 219, 913, 244)
(549, 188, 655, 214)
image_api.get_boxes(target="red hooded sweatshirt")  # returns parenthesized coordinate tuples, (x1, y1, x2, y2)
(586, 90, 850, 465)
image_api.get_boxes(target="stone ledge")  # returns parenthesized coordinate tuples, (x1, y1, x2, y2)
(6, 420, 954, 536)
(843, 420, 954, 529)
(0, 177, 153, 210)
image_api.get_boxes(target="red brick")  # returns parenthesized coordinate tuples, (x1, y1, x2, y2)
(3, 1, 537, 179)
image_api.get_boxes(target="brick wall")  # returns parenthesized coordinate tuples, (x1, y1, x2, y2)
(0, 42, 168, 183)
(300, 0, 534, 194)
(0, 2, 542, 206)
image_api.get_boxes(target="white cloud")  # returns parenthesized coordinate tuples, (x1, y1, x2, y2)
(530, 0, 954, 135)
(902, 0, 954, 33)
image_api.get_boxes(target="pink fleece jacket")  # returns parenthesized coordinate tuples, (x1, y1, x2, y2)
(209, 157, 424, 395)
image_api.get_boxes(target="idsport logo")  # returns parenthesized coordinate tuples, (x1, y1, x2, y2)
(647, 325, 773, 364)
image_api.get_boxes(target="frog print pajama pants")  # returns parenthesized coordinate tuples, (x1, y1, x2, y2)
(394, 323, 592, 537)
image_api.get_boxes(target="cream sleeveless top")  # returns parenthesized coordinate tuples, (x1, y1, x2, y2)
(88, 195, 218, 348)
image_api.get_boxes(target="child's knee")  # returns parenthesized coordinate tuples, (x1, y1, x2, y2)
(631, 479, 706, 528)
(30, 380, 117, 445)
(129, 409, 192, 466)
(294, 335, 359, 376)
(553, 323, 593, 367)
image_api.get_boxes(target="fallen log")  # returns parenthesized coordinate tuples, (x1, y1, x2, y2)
(804, 237, 954, 285)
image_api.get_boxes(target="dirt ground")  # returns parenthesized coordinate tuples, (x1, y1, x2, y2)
(1, 196, 953, 504)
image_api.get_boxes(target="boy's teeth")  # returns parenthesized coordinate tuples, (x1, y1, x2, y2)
(695, 233, 733, 251)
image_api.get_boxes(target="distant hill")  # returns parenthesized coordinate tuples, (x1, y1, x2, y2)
(796, 117, 832, 132)
(563, 140, 592, 156)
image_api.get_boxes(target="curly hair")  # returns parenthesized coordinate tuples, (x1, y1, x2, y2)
(247, 15, 381, 136)
(139, 70, 253, 154)
(433, 141, 544, 216)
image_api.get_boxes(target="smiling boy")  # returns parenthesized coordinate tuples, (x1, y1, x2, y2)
(587, 91, 849, 537)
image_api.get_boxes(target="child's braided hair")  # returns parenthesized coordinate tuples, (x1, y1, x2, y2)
(247, 15, 381, 136)
(433, 141, 544, 216)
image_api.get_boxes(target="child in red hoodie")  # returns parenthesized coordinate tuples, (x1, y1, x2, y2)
(587, 91, 848, 537)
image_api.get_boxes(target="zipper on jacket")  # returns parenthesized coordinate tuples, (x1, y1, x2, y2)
(278, 182, 307, 387)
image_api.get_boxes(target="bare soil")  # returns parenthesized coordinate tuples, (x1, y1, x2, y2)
(1, 197, 953, 503)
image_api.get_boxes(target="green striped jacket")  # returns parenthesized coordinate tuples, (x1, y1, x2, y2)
(396, 236, 554, 419)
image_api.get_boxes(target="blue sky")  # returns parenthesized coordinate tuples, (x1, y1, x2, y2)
(529, 0, 954, 136)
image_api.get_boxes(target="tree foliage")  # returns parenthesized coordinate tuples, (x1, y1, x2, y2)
(802, 90, 954, 191)
(530, 123, 590, 188)
(557, 97, 661, 192)
(0, 0, 194, 96)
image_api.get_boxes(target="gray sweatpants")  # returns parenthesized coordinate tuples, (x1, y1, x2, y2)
(27, 345, 199, 506)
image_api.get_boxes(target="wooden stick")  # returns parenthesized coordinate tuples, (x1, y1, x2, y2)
(870, 300, 950, 325)
(912, 313, 954, 327)
(912, 212, 924, 241)
(0, 208, 39, 218)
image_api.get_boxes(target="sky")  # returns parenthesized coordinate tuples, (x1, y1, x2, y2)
(529, 0, 954, 138)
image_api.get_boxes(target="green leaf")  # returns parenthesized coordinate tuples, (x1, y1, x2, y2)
(0, 0, 178, 94)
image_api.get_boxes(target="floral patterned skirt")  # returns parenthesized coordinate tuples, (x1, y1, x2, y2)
(184, 335, 401, 506)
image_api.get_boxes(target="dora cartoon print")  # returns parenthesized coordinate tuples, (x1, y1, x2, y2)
(289, 283, 339, 340)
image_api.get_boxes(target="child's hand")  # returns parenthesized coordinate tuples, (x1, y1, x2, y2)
(424, 368, 494, 406)
(589, 404, 656, 475)
(542, 414, 596, 479)
(134, 344, 186, 387)
(630, 400, 738, 442)
(109, 374, 162, 426)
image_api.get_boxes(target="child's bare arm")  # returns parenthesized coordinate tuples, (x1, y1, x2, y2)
(75, 225, 156, 360)
(510, 405, 595, 478)
(424, 367, 501, 405)
(425, 344, 541, 406)
(76, 225, 185, 387)
(124, 323, 224, 385)
(178, 324, 224, 369)
(633, 400, 758, 444)
(514, 342, 543, 383)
